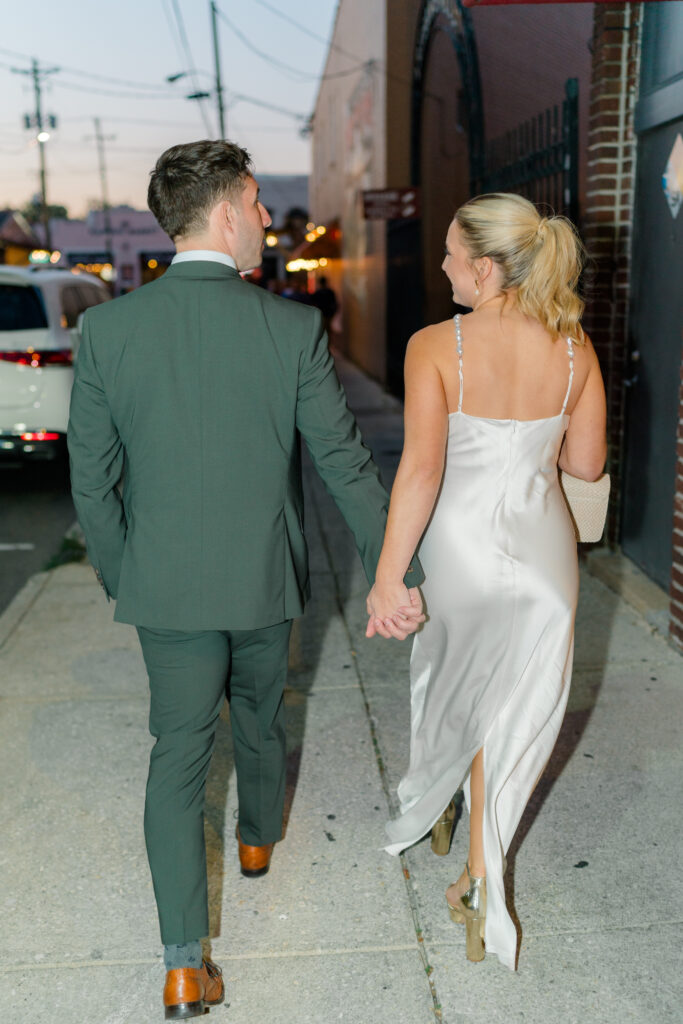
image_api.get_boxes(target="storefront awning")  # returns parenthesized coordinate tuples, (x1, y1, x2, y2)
(290, 219, 341, 261)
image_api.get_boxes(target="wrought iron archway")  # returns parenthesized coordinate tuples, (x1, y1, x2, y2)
(411, 0, 485, 191)
(386, 1, 484, 394)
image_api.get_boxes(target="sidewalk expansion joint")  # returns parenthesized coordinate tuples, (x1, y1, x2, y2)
(0, 944, 422, 975)
(309, 487, 443, 1022)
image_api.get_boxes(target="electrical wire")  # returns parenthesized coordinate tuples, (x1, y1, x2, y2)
(250, 0, 364, 64)
(248, 0, 418, 93)
(50, 79, 183, 101)
(216, 7, 315, 82)
(168, 0, 214, 135)
(0, 45, 178, 92)
(59, 115, 202, 127)
(215, 4, 368, 84)
(229, 94, 308, 122)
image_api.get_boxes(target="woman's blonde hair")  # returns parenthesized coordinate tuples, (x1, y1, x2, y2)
(454, 192, 586, 343)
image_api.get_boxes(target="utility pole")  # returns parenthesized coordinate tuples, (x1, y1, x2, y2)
(90, 118, 115, 261)
(13, 58, 59, 250)
(210, 1, 226, 138)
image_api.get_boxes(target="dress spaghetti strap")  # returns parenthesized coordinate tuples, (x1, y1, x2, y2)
(454, 313, 464, 413)
(561, 337, 575, 415)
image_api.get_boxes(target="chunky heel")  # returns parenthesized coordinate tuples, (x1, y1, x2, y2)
(431, 800, 456, 855)
(445, 862, 486, 962)
(165, 1000, 205, 1020)
(465, 916, 485, 962)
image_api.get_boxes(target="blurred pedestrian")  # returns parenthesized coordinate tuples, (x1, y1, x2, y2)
(281, 278, 309, 303)
(309, 275, 339, 335)
(67, 138, 424, 1020)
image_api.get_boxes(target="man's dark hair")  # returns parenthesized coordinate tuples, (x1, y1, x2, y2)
(148, 139, 253, 239)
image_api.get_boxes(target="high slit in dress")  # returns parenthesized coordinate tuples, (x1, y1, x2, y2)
(384, 314, 579, 971)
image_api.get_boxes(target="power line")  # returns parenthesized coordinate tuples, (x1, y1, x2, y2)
(215, 6, 314, 82)
(168, 0, 214, 135)
(0, 45, 179, 92)
(161, 0, 190, 70)
(59, 115, 203, 127)
(248, 0, 418, 94)
(50, 79, 182, 100)
(251, 0, 364, 65)
(215, 4, 369, 84)
(229, 94, 308, 122)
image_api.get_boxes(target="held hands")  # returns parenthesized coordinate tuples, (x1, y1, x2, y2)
(366, 582, 425, 641)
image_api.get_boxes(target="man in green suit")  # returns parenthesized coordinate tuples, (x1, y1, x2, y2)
(68, 140, 423, 1020)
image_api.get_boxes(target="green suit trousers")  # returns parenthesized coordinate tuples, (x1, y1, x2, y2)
(137, 620, 292, 945)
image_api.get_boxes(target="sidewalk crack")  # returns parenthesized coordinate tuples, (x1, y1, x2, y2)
(309, 487, 443, 1023)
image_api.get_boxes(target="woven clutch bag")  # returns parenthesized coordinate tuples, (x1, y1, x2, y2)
(559, 471, 611, 543)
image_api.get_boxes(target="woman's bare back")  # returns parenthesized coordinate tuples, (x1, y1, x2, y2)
(426, 305, 592, 422)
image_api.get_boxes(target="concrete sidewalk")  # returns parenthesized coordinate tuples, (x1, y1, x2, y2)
(1, 357, 681, 1024)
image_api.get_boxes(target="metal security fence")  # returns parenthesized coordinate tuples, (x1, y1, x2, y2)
(475, 78, 580, 224)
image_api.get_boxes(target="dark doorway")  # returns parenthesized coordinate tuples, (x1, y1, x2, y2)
(621, 4, 683, 588)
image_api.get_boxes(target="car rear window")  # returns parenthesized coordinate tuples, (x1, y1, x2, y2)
(0, 284, 48, 331)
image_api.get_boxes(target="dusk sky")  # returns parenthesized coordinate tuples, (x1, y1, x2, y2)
(1, 0, 340, 217)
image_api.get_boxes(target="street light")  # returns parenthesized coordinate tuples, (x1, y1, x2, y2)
(166, 70, 213, 134)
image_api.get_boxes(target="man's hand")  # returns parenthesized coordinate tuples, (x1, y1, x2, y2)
(366, 584, 425, 641)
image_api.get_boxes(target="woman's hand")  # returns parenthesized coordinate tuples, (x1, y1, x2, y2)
(366, 583, 425, 640)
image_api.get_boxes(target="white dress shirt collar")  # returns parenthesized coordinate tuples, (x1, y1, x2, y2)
(171, 250, 237, 270)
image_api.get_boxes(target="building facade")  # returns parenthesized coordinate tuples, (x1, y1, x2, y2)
(311, 0, 593, 383)
(311, 1, 683, 648)
(47, 207, 174, 294)
(580, 2, 683, 647)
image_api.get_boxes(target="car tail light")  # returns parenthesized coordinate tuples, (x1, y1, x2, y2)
(0, 349, 73, 367)
(20, 431, 60, 441)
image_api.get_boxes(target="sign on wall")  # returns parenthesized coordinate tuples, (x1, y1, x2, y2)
(663, 134, 683, 220)
(362, 188, 421, 220)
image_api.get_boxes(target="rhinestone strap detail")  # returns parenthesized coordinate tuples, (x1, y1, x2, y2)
(561, 336, 574, 415)
(454, 314, 464, 413)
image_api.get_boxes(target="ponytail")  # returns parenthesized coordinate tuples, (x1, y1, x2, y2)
(454, 193, 586, 343)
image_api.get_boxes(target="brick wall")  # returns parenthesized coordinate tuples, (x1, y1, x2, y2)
(670, 361, 683, 651)
(581, 3, 642, 543)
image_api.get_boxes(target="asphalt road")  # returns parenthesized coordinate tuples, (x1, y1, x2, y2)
(0, 458, 76, 617)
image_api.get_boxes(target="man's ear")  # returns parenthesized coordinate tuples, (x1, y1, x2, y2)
(209, 199, 233, 235)
(221, 199, 234, 230)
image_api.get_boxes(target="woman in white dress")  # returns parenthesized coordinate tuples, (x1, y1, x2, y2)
(366, 193, 607, 969)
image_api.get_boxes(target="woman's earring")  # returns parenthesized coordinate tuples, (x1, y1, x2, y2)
(474, 280, 480, 296)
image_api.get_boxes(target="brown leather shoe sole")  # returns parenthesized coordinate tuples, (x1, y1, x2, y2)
(236, 826, 274, 878)
(164, 959, 224, 1020)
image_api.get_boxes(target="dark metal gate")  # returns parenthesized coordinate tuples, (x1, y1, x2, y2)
(475, 78, 580, 224)
(621, 4, 683, 589)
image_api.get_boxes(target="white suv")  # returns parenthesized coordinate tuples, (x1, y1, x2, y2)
(0, 266, 110, 460)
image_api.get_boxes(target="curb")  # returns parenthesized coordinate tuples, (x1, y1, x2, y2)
(0, 571, 51, 651)
(0, 520, 85, 652)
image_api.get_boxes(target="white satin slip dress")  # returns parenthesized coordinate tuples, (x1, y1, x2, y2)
(384, 314, 579, 971)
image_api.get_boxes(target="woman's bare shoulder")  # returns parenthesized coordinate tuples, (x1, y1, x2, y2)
(571, 330, 599, 366)
(407, 319, 456, 354)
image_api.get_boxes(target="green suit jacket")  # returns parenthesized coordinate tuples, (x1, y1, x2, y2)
(67, 260, 423, 629)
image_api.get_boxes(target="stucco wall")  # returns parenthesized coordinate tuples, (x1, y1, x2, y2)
(312, 0, 594, 384)
(310, 0, 387, 378)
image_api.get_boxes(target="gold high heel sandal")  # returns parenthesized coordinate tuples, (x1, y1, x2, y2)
(446, 862, 487, 962)
(430, 800, 456, 855)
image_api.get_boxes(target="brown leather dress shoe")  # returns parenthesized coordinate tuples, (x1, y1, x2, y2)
(163, 957, 224, 1020)
(236, 825, 274, 877)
